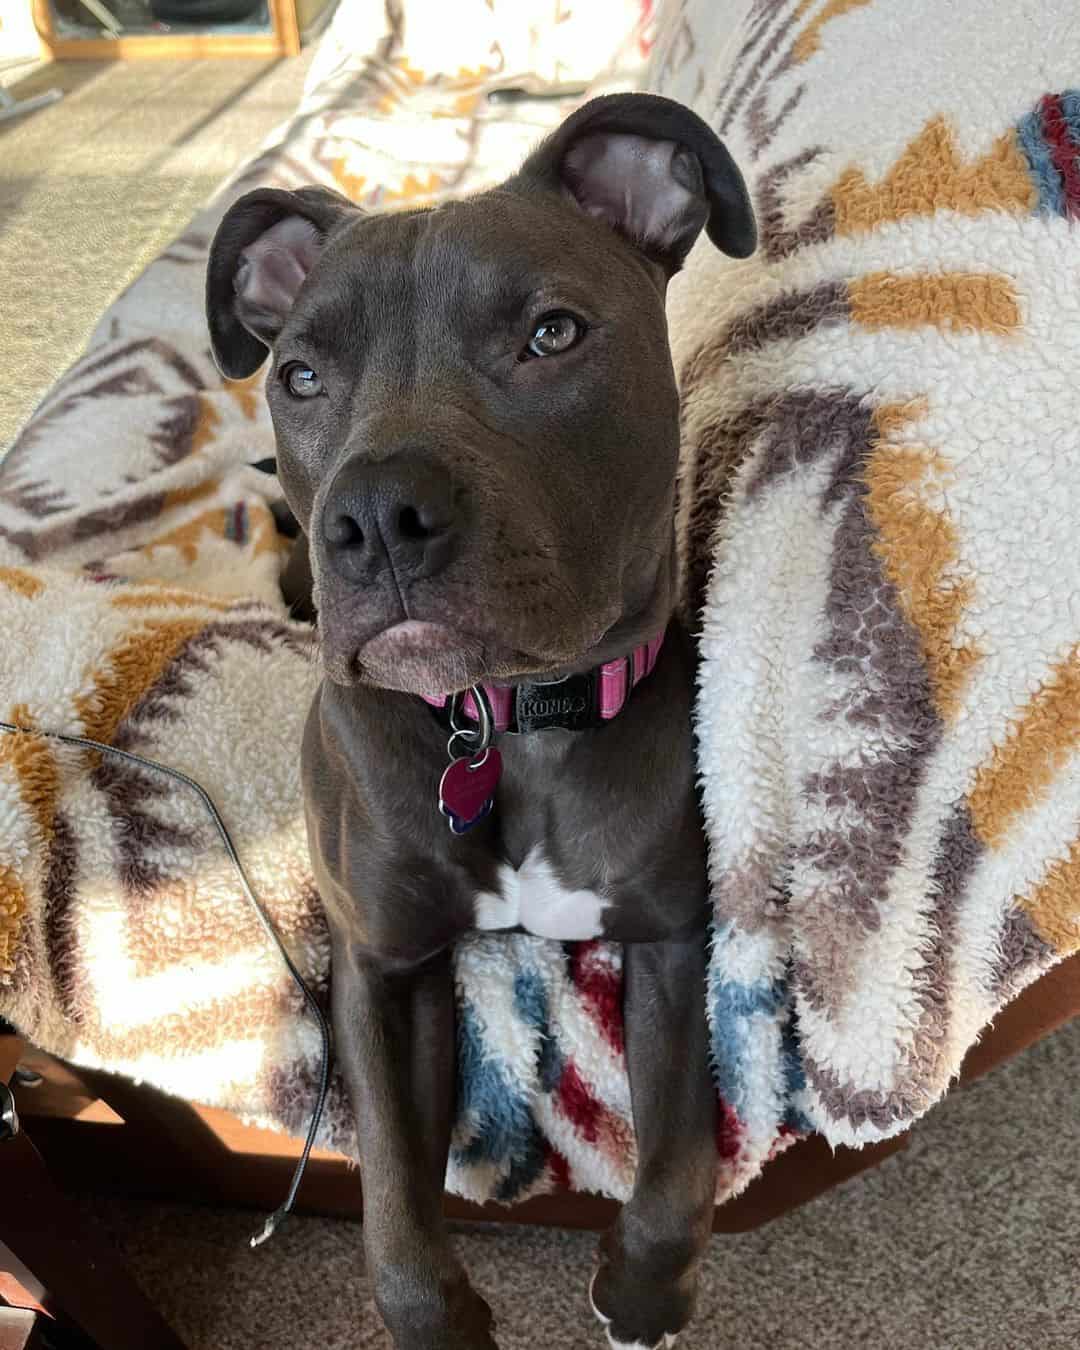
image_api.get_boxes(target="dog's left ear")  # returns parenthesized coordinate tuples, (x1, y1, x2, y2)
(513, 93, 756, 270)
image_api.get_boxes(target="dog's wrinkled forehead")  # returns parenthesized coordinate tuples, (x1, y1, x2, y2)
(280, 192, 659, 359)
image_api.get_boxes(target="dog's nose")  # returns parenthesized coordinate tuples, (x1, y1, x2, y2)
(323, 458, 460, 584)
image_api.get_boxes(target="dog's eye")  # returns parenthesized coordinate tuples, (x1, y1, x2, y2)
(282, 363, 323, 398)
(526, 313, 583, 358)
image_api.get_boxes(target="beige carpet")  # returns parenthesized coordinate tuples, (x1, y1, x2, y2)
(2, 45, 1078, 1350)
(80, 1017, 1080, 1350)
(0, 52, 312, 451)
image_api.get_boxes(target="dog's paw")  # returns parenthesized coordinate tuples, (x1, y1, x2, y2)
(376, 1270, 497, 1349)
(448, 1280, 499, 1350)
(589, 1270, 681, 1350)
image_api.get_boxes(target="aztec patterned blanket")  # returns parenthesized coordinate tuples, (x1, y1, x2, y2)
(1, 0, 1077, 1208)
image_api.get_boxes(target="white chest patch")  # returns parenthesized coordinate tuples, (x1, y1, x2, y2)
(473, 848, 607, 940)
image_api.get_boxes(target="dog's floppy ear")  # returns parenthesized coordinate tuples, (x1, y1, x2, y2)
(513, 93, 755, 270)
(206, 185, 360, 379)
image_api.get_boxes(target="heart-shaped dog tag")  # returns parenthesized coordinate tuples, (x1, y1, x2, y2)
(438, 748, 503, 835)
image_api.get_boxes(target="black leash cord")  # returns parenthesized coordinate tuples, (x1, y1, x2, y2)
(0, 718, 332, 1249)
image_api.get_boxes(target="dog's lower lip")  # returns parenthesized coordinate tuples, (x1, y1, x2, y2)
(358, 619, 487, 667)
(352, 620, 487, 693)
(361, 620, 467, 654)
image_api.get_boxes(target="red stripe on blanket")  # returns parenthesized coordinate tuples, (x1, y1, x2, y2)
(1040, 94, 1080, 217)
(557, 1060, 604, 1141)
(716, 1097, 743, 1163)
(556, 1060, 635, 1164)
(547, 1146, 572, 1191)
(568, 941, 624, 1057)
(765, 1121, 803, 1163)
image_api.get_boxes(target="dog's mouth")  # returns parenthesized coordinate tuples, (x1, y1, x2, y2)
(355, 620, 489, 695)
(315, 547, 673, 693)
(322, 612, 626, 695)
(336, 608, 666, 695)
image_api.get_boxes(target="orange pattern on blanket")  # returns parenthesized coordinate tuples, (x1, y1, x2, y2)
(864, 400, 980, 721)
(330, 156, 367, 202)
(0, 567, 44, 599)
(111, 588, 248, 614)
(848, 272, 1021, 334)
(832, 117, 1037, 233)
(0, 705, 61, 977)
(433, 92, 482, 117)
(1019, 838, 1080, 954)
(450, 64, 493, 85)
(332, 160, 446, 207)
(791, 0, 874, 65)
(161, 479, 220, 514)
(73, 619, 208, 747)
(224, 374, 261, 421)
(1, 705, 60, 843)
(140, 499, 279, 567)
(383, 172, 446, 204)
(968, 646, 1080, 850)
(187, 395, 222, 457)
(0, 867, 27, 980)
(393, 56, 426, 84)
(147, 508, 232, 565)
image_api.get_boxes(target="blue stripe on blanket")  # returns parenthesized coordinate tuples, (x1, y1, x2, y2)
(495, 1121, 550, 1202)
(513, 966, 563, 1091)
(708, 961, 788, 1118)
(453, 1001, 537, 1171)
(1016, 104, 1066, 216)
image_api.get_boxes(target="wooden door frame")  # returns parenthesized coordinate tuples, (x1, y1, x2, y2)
(31, 0, 300, 61)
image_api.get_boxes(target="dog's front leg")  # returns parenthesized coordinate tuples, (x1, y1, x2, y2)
(332, 941, 496, 1350)
(591, 932, 717, 1349)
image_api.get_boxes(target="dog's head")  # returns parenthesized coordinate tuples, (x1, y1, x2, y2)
(206, 94, 754, 693)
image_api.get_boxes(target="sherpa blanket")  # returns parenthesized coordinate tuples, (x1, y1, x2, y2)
(1, 0, 1078, 1209)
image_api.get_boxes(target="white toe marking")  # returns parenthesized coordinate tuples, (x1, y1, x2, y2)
(588, 1272, 677, 1350)
(606, 1335, 678, 1350)
(474, 847, 606, 939)
(589, 1272, 610, 1327)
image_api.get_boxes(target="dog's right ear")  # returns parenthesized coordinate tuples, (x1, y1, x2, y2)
(206, 186, 360, 380)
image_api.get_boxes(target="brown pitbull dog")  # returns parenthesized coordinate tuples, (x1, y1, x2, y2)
(206, 94, 754, 1350)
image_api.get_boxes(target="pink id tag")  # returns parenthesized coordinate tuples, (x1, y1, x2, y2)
(438, 747, 502, 834)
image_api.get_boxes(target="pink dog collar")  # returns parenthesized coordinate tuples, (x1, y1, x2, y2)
(424, 631, 667, 834)
(422, 631, 665, 736)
